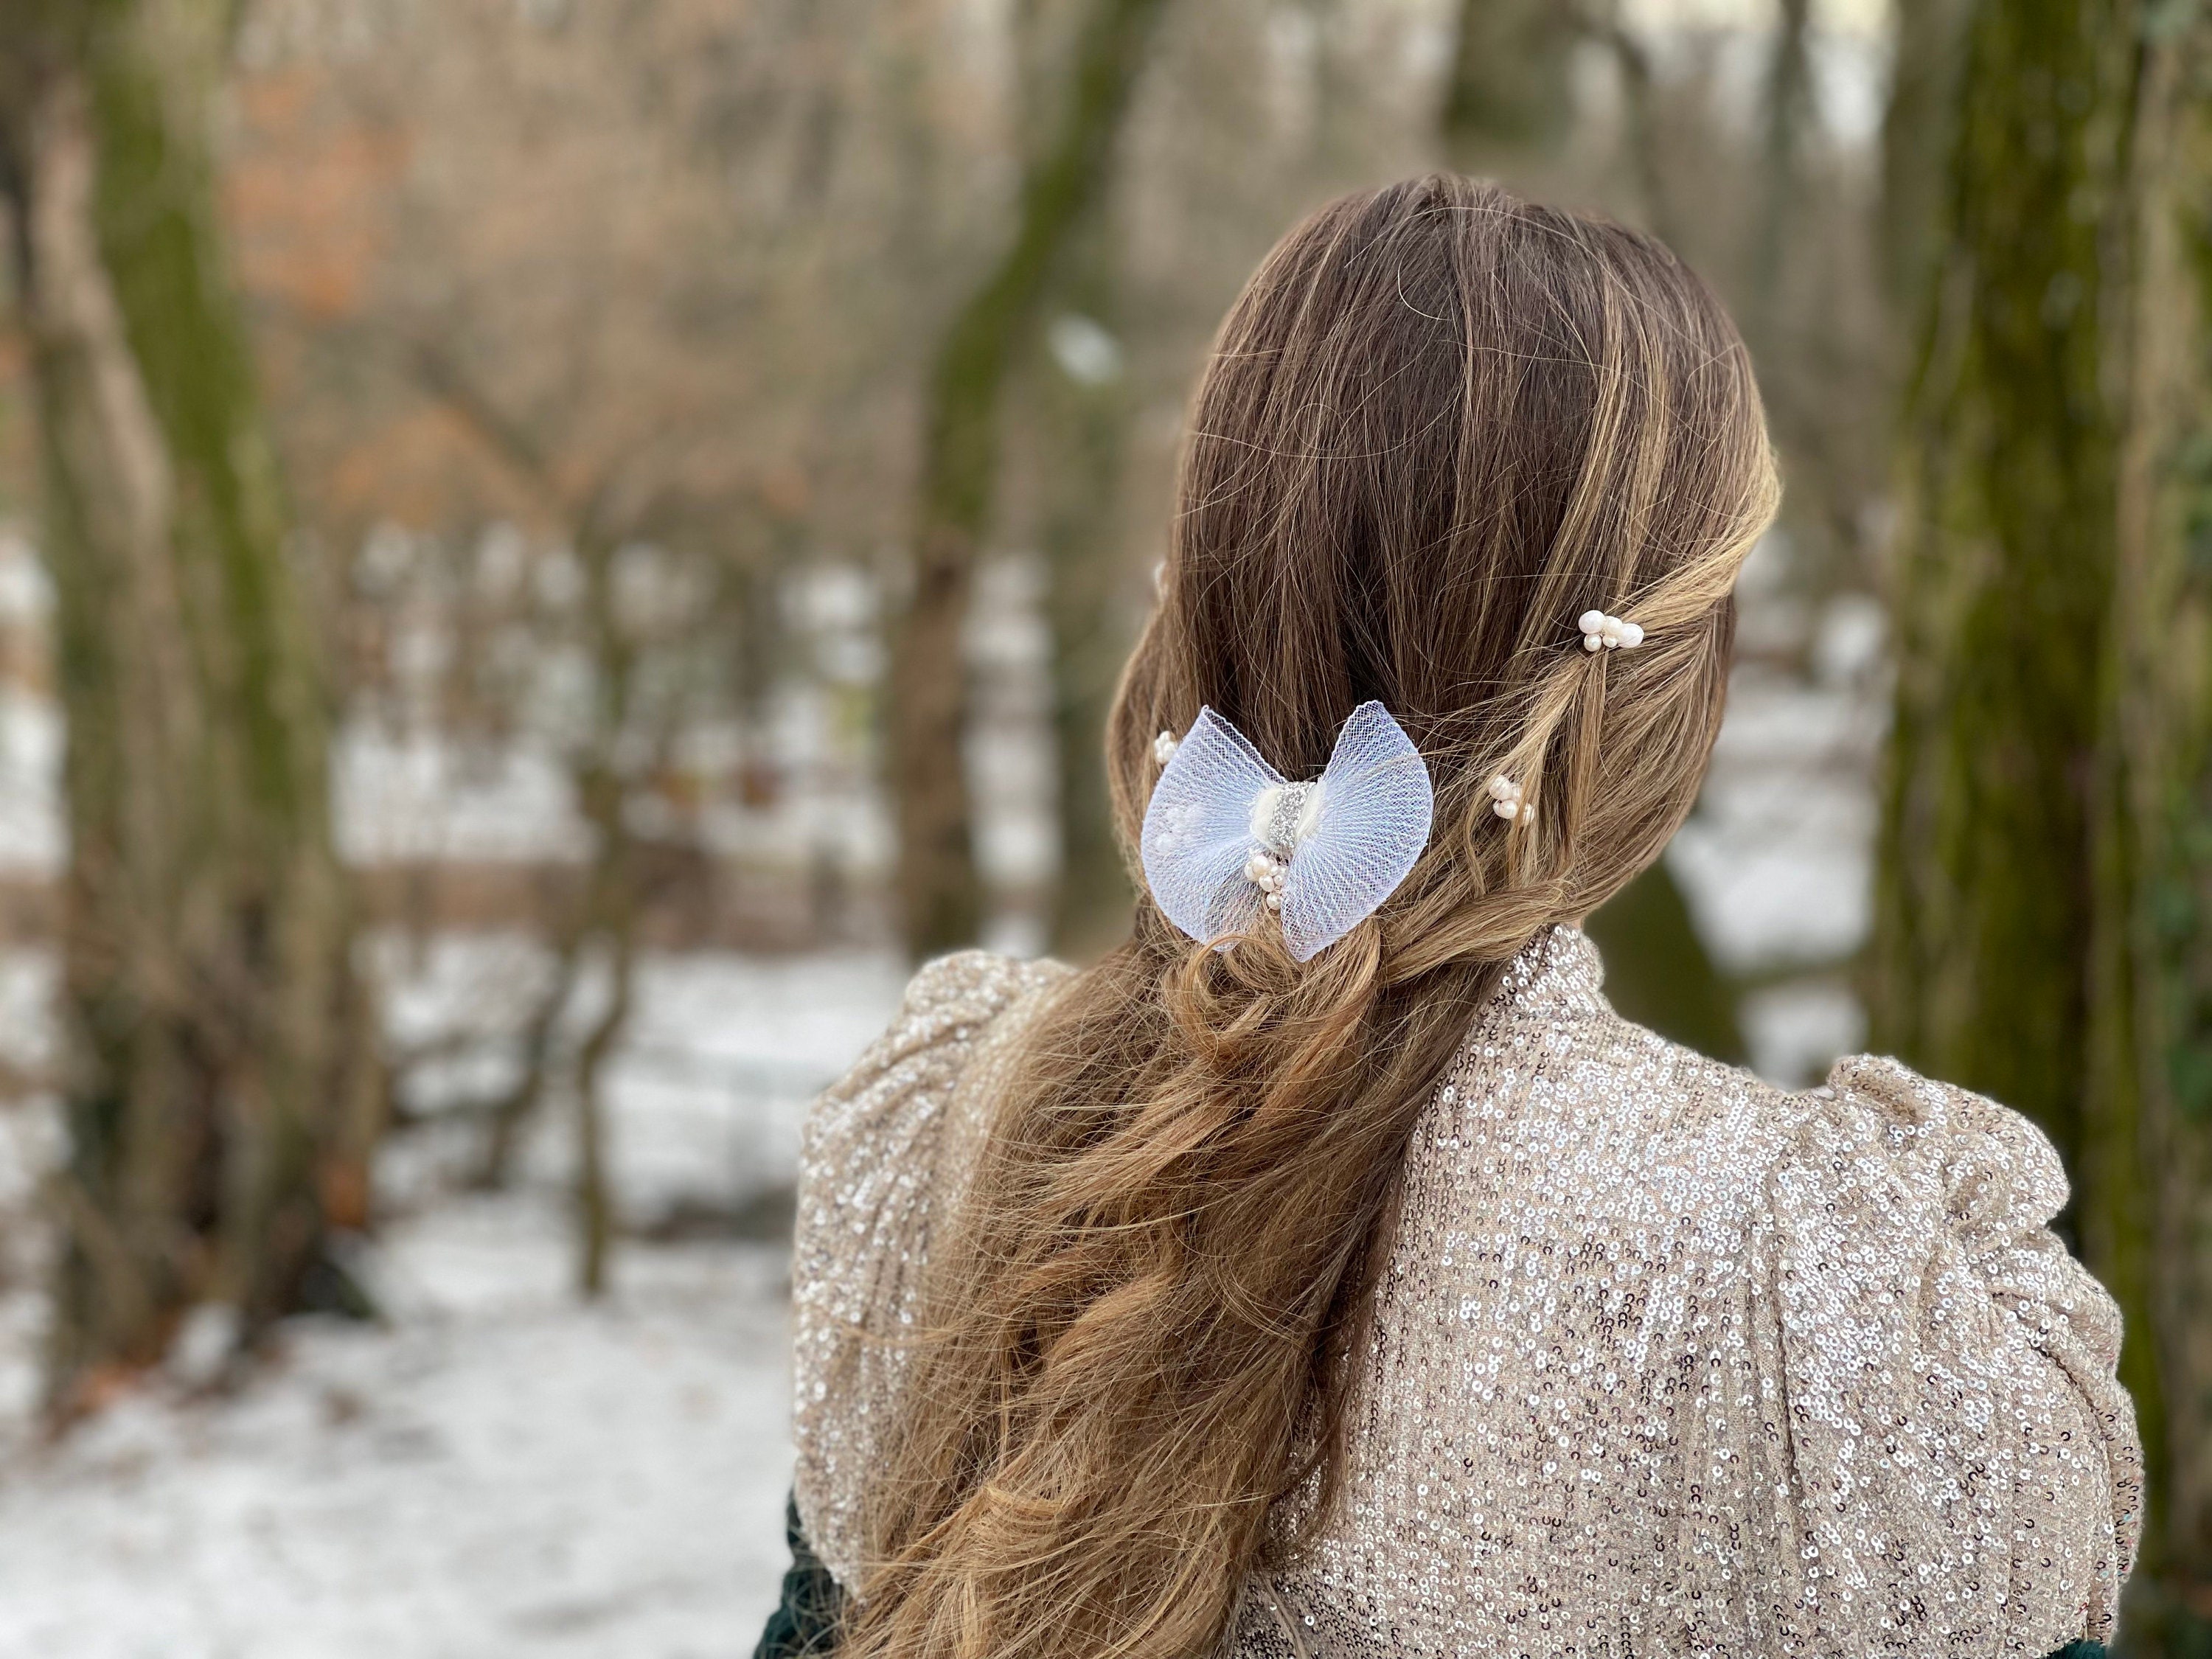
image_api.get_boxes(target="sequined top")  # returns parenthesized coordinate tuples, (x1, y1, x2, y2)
(789, 930, 2141, 1657)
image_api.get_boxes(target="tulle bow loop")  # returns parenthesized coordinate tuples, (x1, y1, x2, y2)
(1141, 701, 1433, 962)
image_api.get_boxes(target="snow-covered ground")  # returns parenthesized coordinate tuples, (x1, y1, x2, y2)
(0, 1201, 798, 1659)
(0, 947, 911, 1659)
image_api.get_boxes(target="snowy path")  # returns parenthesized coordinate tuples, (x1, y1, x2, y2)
(0, 1194, 798, 1659)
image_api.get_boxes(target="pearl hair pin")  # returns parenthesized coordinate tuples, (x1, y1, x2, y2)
(1486, 774, 1532, 822)
(1244, 848, 1288, 911)
(1579, 610, 1644, 653)
(1153, 730, 1180, 765)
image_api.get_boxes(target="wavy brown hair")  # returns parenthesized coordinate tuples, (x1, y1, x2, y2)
(843, 175, 1779, 1659)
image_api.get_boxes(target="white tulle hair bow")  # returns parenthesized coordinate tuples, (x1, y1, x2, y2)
(1141, 701, 1434, 963)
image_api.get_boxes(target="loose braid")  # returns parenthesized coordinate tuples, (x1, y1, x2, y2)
(843, 177, 1778, 1659)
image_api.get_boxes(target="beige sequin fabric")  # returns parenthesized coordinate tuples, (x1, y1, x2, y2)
(790, 931, 2142, 1657)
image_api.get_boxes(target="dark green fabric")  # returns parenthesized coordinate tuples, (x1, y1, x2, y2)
(748, 1488, 2110, 1659)
(751, 1493, 844, 1658)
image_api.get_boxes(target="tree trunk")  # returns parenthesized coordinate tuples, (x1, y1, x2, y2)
(1877, 0, 1974, 333)
(1874, 0, 2212, 1644)
(1439, 0, 1577, 172)
(2100, 16, 2212, 1642)
(1749, 0, 1812, 335)
(469, 917, 583, 1190)
(0, 0, 372, 1410)
(1871, 0, 2131, 1182)
(1582, 0, 1677, 246)
(567, 820, 633, 1301)
(888, 0, 1169, 960)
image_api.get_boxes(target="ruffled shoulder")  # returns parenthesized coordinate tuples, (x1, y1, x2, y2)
(1751, 1052, 2141, 1651)
(1803, 1053, 2073, 1248)
(790, 949, 1071, 1588)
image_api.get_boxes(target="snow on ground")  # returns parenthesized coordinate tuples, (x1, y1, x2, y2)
(0, 947, 911, 1659)
(0, 1197, 799, 1659)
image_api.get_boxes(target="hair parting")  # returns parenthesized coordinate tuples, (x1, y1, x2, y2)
(840, 175, 1778, 1659)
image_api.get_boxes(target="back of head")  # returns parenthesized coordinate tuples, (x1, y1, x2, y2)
(845, 175, 1778, 1659)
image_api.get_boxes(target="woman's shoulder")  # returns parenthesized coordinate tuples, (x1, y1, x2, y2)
(1372, 1000, 2138, 1650)
(789, 948, 1070, 1585)
(797, 950, 1071, 1180)
(1761, 1048, 2077, 1252)
(1533, 981, 2065, 1220)
(795, 949, 1071, 1282)
(838, 947, 1071, 1076)
(1756, 1051, 2139, 1646)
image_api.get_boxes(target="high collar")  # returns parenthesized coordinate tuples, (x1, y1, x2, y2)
(1497, 925, 1610, 1020)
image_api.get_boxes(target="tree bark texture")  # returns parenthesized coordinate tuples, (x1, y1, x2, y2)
(888, 0, 1169, 960)
(2100, 16, 2212, 1640)
(1877, 0, 1975, 330)
(1873, 0, 2131, 1183)
(1876, 0, 2212, 1642)
(0, 0, 371, 1408)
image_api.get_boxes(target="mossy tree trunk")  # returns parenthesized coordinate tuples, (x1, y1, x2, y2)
(2100, 16, 2212, 1642)
(1877, 0, 1974, 332)
(887, 0, 1169, 959)
(0, 0, 372, 1410)
(1873, 0, 2130, 1183)
(1873, 0, 2134, 1424)
(1876, 0, 2212, 1642)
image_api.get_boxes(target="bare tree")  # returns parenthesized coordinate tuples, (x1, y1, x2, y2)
(888, 0, 1172, 959)
(0, 0, 374, 1411)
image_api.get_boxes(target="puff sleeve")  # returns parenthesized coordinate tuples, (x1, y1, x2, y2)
(789, 950, 1068, 1589)
(1751, 1055, 2142, 1655)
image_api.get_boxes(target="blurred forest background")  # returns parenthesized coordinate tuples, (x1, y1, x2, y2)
(0, 0, 2208, 1653)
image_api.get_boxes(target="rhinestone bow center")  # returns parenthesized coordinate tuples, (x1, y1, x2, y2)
(1250, 781, 1323, 856)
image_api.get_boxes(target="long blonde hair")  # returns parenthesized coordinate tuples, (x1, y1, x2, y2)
(846, 176, 1779, 1659)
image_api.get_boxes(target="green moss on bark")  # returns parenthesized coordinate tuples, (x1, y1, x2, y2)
(1, 0, 369, 1407)
(1874, 0, 2132, 1176)
(888, 0, 1169, 959)
(1877, 1, 2212, 1639)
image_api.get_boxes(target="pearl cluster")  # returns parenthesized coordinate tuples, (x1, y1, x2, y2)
(1153, 729, 1180, 765)
(1244, 848, 1288, 911)
(1579, 608, 1644, 653)
(1486, 773, 1532, 822)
